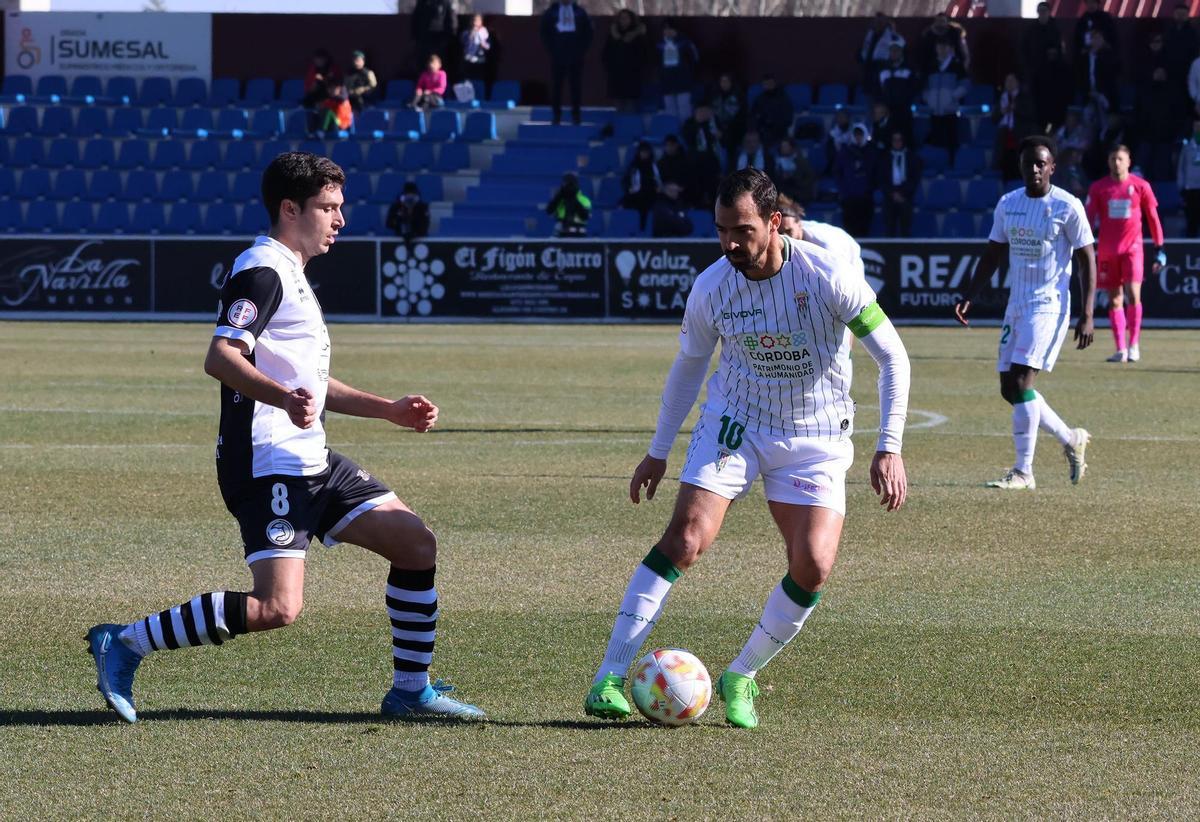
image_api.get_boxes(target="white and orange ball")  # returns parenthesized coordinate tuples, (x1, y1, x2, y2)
(630, 648, 712, 726)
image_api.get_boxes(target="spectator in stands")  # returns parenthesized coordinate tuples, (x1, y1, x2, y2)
(825, 109, 858, 176)
(412, 0, 458, 74)
(386, 181, 431, 244)
(776, 196, 805, 240)
(540, 0, 593, 126)
(868, 101, 901, 152)
(1084, 110, 1129, 179)
(1056, 108, 1093, 155)
(1074, 0, 1118, 60)
(923, 41, 968, 163)
(917, 12, 969, 78)
(877, 130, 921, 238)
(859, 12, 905, 97)
(835, 122, 875, 237)
(878, 44, 917, 138)
(622, 140, 661, 230)
(750, 73, 794, 148)
(1187, 49, 1200, 118)
(318, 81, 353, 134)
(460, 14, 492, 91)
(1034, 45, 1074, 133)
(1021, 2, 1065, 82)
(546, 172, 592, 236)
(1137, 62, 1183, 181)
(1057, 146, 1090, 199)
(651, 182, 694, 238)
(303, 49, 342, 108)
(1165, 2, 1199, 125)
(412, 54, 447, 109)
(681, 104, 723, 207)
(1177, 117, 1200, 235)
(656, 135, 691, 196)
(602, 9, 648, 113)
(710, 73, 747, 162)
(995, 73, 1036, 182)
(346, 50, 378, 112)
(732, 130, 775, 176)
(658, 19, 699, 121)
(774, 137, 815, 203)
(1078, 29, 1120, 121)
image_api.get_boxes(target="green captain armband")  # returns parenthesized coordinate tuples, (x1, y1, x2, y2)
(847, 301, 887, 339)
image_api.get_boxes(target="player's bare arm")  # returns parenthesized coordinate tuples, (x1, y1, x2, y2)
(630, 455, 667, 504)
(1073, 243, 1097, 349)
(203, 336, 316, 429)
(955, 241, 1007, 325)
(325, 378, 439, 432)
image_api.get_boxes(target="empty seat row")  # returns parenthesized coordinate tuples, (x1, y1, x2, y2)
(0, 199, 266, 235)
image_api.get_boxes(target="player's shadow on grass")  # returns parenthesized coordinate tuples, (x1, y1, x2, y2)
(0, 709, 641, 730)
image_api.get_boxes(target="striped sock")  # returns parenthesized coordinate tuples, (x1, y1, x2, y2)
(728, 576, 821, 678)
(118, 592, 249, 657)
(594, 547, 681, 683)
(387, 566, 438, 692)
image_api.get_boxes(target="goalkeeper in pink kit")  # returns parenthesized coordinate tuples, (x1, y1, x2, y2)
(1084, 144, 1166, 363)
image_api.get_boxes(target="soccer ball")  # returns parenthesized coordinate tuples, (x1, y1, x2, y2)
(630, 648, 712, 726)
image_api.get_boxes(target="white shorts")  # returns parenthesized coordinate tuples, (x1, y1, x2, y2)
(679, 406, 854, 515)
(996, 303, 1070, 373)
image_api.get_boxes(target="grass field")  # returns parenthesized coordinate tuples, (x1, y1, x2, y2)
(1, 322, 1197, 819)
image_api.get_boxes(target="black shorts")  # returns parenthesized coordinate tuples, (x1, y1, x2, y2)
(219, 450, 395, 565)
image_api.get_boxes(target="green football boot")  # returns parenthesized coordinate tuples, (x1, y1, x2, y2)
(584, 674, 630, 719)
(716, 671, 760, 729)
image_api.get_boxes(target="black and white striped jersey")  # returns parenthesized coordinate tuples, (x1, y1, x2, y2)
(679, 235, 875, 439)
(988, 185, 1094, 308)
(213, 235, 331, 481)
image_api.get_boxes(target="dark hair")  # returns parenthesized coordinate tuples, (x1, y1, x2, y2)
(1108, 143, 1132, 157)
(1018, 135, 1057, 159)
(261, 151, 346, 226)
(716, 167, 778, 221)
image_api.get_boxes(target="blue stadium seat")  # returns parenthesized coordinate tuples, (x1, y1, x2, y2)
(284, 109, 312, 138)
(354, 108, 389, 137)
(144, 107, 180, 135)
(647, 113, 681, 141)
(438, 216, 526, 237)
(105, 76, 138, 104)
(258, 139, 291, 166)
(923, 179, 962, 210)
(243, 78, 276, 107)
(400, 141, 435, 172)
(688, 209, 711, 237)
(24, 201, 58, 232)
(122, 169, 159, 201)
(202, 204, 238, 235)
(586, 143, 620, 175)
(415, 174, 443, 201)
(88, 169, 122, 201)
(238, 202, 268, 235)
(390, 109, 425, 140)
(12, 136, 45, 166)
(185, 139, 221, 170)
(942, 211, 977, 238)
(489, 80, 520, 104)
(220, 140, 256, 172)
(44, 138, 80, 169)
(595, 176, 624, 208)
(35, 75, 68, 100)
(52, 168, 87, 200)
(60, 201, 93, 233)
(364, 141, 400, 172)
(423, 110, 460, 142)
(231, 171, 260, 202)
(196, 170, 230, 202)
(612, 114, 644, 142)
(786, 83, 813, 112)
(953, 146, 987, 177)
(344, 172, 373, 204)
(461, 111, 497, 142)
(964, 83, 993, 108)
(607, 209, 643, 237)
(964, 178, 1002, 211)
(158, 169, 195, 202)
(131, 201, 166, 234)
(166, 202, 202, 234)
(746, 82, 764, 108)
(74, 107, 110, 137)
(2, 105, 38, 135)
(95, 201, 131, 234)
(173, 77, 208, 107)
(80, 138, 116, 170)
(18, 168, 52, 199)
(805, 144, 827, 173)
(179, 108, 215, 134)
(348, 203, 386, 236)
(0, 200, 22, 232)
(138, 76, 173, 107)
(1, 75, 33, 101)
(918, 145, 950, 175)
(815, 83, 850, 109)
(0, 139, 7, 167)
(434, 142, 469, 172)
(278, 78, 306, 107)
(209, 77, 241, 107)
(150, 140, 187, 170)
(911, 209, 938, 237)
(247, 109, 283, 138)
(297, 138, 326, 156)
(1155, 181, 1182, 210)
(973, 118, 997, 146)
(383, 79, 416, 107)
(37, 106, 74, 137)
(107, 108, 144, 137)
(371, 172, 404, 203)
(331, 141, 364, 171)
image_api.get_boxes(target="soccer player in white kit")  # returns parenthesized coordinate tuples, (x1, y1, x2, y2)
(584, 169, 911, 728)
(778, 199, 864, 279)
(955, 136, 1097, 490)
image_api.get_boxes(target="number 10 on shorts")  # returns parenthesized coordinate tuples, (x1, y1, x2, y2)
(718, 415, 745, 449)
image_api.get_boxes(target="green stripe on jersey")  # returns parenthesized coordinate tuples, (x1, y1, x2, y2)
(642, 547, 682, 583)
(848, 301, 886, 339)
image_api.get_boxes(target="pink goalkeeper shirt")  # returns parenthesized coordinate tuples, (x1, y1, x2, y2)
(1085, 173, 1164, 258)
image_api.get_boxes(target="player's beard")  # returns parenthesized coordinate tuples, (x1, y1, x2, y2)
(726, 244, 766, 273)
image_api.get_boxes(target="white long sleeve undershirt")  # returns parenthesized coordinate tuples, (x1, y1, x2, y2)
(647, 350, 712, 460)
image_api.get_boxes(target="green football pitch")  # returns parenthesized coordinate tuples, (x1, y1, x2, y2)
(1, 322, 1197, 819)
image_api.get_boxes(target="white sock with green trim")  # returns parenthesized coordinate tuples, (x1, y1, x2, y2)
(594, 548, 681, 683)
(1013, 391, 1040, 475)
(1034, 392, 1072, 445)
(727, 577, 821, 678)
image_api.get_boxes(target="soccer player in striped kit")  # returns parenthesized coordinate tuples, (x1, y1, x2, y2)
(955, 136, 1097, 490)
(584, 168, 911, 728)
(86, 153, 484, 723)
(1084, 144, 1166, 363)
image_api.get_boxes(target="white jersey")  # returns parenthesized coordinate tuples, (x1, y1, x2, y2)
(214, 235, 332, 480)
(679, 235, 876, 439)
(800, 219, 864, 279)
(988, 185, 1093, 309)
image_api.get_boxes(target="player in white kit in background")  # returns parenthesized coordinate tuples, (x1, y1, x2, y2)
(584, 168, 911, 728)
(955, 135, 1097, 490)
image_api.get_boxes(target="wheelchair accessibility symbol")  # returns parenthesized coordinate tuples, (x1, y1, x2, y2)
(17, 28, 42, 70)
